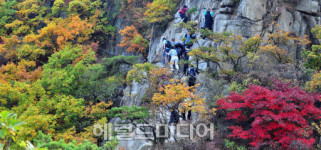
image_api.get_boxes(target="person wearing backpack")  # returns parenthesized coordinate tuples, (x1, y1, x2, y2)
(179, 5, 188, 23)
(169, 107, 180, 126)
(187, 64, 199, 87)
(163, 38, 172, 65)
(167, 47, 179, 71)
(184, 31, 196, 49)
(203, 8, 214, 31)
(175, 42, 184, 60)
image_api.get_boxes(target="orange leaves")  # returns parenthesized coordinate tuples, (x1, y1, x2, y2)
(152, 79, 206, 114)
(0, 61, 42, 82)
(24, 15, 95, 53)
(0, 35, 21, 60)
(118, 25, 149, 53)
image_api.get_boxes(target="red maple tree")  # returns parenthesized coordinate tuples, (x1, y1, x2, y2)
(218, 80, 321, 149)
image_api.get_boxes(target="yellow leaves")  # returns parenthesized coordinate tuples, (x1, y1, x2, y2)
(259, 44, 290, 63)
(261, 28, 310, 63)
(311, 25, 321, 39)
(85, 101, 113, 119)
(152, 79, 206, 114)
(144, 0, 176, 24)
(24, 15, 94, 53)
(5, 20, 23, 29)
(305, 71, 321, 92)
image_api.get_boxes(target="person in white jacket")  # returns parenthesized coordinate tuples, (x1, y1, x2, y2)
(167, 48, 179, 70)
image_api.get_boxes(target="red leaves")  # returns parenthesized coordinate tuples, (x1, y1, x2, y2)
(218, 81, 321, 149)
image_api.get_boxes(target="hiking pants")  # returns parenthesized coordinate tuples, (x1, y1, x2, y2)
(182, 110, 192, 120)
(180, 14, 187, 23)
(170, 56, 179, 70)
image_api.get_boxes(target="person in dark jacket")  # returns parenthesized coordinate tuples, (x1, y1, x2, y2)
(175, 42, 185, 60)
(204, 8, 214, 31)
(187, 64, 199, 87)
(169, 107, 180, 125)
(162, 38, 172, 66)
(179, 5, 188, 23)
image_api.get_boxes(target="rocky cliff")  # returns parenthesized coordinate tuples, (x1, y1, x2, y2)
(121, 0, 321, 108)
(148, 0, 321, 71)
(118, 0, 321, 149)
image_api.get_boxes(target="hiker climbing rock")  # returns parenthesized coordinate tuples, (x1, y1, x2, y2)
(169, 107, 180, 126)
(187, 64, 199, 87)
(167, 46, 179, 71)
(203, 8, 214, 31)
(184, 31, 196, 50)
(163, 38, 172, 65)
(175, 41, 184, 60)
(179, 5, 188, 23)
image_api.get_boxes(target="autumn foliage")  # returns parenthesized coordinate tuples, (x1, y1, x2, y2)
(118, 25, 149, 53)
(152, 79, 206, 114)
(218, 80, 321, 149)
(25, 15, 95, 53)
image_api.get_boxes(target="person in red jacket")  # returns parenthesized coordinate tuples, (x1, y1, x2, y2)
(179, 5, 188, 23)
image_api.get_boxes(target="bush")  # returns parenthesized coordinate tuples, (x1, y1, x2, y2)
(218, 80, 321, 149)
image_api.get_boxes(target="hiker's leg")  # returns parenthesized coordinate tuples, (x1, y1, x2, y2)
(174, 57, 179, 70)
(183, 14, 187, 23)
(182, 111, 186, 120)
(187, 109, 192, 120)
(162, 51, 166, 65)
(170, 57, 175, 70)
(183, 64, 188, 75)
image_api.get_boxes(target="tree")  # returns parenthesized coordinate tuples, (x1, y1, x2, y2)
(189, 32, 262, 73)
(0, 0, 17, 36)
(217, 80, 321, 149)
(0, 111, 24, 150)
(41, 45, 97, 96)
(24, 15, 95, 53)
(118, 25, 149, 56)
(304, 25, 321, 70)
(152, 79, 206, 114)
(32, 131, 103, 150)
(305, 71, 321, 92)
(144, 0, 176, 25)
(260, 28, 310, 63)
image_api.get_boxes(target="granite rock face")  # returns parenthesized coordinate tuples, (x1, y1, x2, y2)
(147, 0, 320, 72)
(118, 1, 321, 149)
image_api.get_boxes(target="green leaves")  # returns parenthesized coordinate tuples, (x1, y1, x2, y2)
(304, 25, 321, 70)
(109, 106, 150, 123)
(0, 128, 6, 139)
(0, 110, 24, 149)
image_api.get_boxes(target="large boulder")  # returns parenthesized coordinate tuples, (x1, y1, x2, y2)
(238, 0, 267, 21)
(295, 0, 319, 15)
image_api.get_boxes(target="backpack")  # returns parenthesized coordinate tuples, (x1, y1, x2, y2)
(176, 48, 181, 57)
(179, 8, 186, 15)
(189, 68, 196, 77)
(165, 40, 172, 48)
